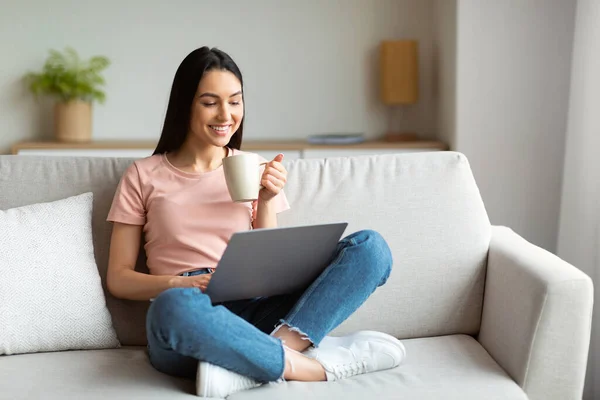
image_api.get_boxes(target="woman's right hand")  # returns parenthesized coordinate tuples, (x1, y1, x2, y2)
(171, 274, 212, 292)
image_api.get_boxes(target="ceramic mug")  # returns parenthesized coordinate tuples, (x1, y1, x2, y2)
(222, 153, 266, 202)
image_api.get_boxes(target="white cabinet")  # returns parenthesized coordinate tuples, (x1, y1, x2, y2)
(254, 150, 302, 161)
(302, 147, 435, 160)
(12, 140, 448, 160)
(15, 148, 155, 158)
(15, 148, 305, 161)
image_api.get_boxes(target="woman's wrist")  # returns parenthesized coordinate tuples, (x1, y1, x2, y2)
(254, 198, 277, 229)
(168, 275, 181, 289)
(257, 198, 274, 208)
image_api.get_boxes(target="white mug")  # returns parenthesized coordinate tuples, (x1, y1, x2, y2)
(222, 153, 266, 202)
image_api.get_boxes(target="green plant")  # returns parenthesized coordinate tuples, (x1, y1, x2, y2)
(24, 47, 110, 104)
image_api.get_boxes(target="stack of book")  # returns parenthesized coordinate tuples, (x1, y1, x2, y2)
(307, 133, 365, 145)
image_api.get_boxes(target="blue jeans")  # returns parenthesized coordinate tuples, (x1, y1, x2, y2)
(146, 229, 392, 383)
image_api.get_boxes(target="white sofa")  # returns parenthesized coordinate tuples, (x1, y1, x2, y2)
(0, 151, 593, 399)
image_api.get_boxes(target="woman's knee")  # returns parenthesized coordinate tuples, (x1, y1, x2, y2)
(147, 287, 209, 330)
(348, 229, 393, 285)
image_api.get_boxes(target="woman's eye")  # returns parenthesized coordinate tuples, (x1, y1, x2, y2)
(202, 103, 217, 107)
(230, 101, 241, 106)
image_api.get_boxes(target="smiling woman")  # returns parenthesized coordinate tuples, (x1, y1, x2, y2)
(105, 46, 401, 399)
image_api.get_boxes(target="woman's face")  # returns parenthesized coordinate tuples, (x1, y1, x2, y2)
(189, 69, 244, 149)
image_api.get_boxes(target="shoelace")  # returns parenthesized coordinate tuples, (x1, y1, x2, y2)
(331, 359, 368, 380)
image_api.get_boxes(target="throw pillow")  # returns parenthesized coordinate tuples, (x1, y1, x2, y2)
(0, 192, 120, 355)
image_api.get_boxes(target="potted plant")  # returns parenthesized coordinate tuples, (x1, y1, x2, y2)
(24, 47, 110, 142)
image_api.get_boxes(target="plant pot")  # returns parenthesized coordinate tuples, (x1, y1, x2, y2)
(54, 100, 92, 142)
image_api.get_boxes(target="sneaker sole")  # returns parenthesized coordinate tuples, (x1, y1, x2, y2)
(320, 330, 407, 362)
(196, 362, 211, 397)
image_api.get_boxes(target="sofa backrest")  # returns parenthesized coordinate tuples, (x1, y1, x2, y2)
(278, 151, 491, 339)
(0, 151, 490, 345)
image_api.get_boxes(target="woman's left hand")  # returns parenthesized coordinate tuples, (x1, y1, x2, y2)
(258, 154, 287, 202)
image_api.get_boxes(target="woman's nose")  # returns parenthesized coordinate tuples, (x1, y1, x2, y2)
(217, 103, 229, 121)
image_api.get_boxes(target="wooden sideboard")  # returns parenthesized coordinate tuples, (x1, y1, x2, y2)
(12, 139, 449, 160)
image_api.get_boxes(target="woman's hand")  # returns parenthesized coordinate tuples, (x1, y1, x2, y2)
(171, 274, 212, 292)
(259, 154, 287, 202)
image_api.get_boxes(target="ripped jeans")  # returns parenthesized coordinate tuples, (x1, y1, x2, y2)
(146, 229, 393, 383)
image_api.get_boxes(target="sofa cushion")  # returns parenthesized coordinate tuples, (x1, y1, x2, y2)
(0, 192, 119, 355)
(278, 152, 491, 339)
(0, 336, 525, 400)
(0, 156, 149, 346)
(0, 347, 198, 399)
(230, 335, 527, 400)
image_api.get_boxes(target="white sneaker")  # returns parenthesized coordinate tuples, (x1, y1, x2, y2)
(304, 330, 406, 381)
(196, 361, 262, 398)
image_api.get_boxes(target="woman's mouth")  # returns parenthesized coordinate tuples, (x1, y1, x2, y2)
(209, 125, 231, 136)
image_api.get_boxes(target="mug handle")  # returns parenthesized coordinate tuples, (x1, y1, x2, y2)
(258, 161, 268, 190)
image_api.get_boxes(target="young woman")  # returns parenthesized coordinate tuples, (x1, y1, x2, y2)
(106, 46, 405, 398)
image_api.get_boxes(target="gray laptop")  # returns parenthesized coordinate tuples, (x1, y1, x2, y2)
(205, 222, 348, 303)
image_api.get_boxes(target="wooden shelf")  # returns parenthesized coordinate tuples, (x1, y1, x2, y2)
(12, 139, 448, 154)
(242, 139, 448, 151)
(11, 140, 157, 154)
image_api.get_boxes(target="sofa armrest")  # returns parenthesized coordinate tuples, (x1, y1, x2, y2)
(478, 226, 593, 400)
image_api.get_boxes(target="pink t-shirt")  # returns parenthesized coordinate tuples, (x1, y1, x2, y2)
(107, 148, 290, 276)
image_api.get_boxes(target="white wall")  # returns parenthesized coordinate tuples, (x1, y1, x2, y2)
(432, 0, 457, 149)
(454, 0, 576, 252)
(0, 0, 436, 154)
(557, 0, 600, 398)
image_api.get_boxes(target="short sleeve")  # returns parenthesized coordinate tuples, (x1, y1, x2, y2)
(107, 163, 146, 225)
(272, 189, 290, 214)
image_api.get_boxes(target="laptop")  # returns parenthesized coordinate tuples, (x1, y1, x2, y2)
(205, 222, 348, 303)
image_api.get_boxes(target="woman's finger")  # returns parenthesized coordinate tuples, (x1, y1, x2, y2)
(265, 175, 285, 189)
(261, 179, 280, 194)
(271, 154, 284, 164)
(263, 167, 286, 183)
(268, 161, 286, 174)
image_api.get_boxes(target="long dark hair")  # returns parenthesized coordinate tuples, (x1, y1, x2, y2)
(153, 47, 244, 155)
